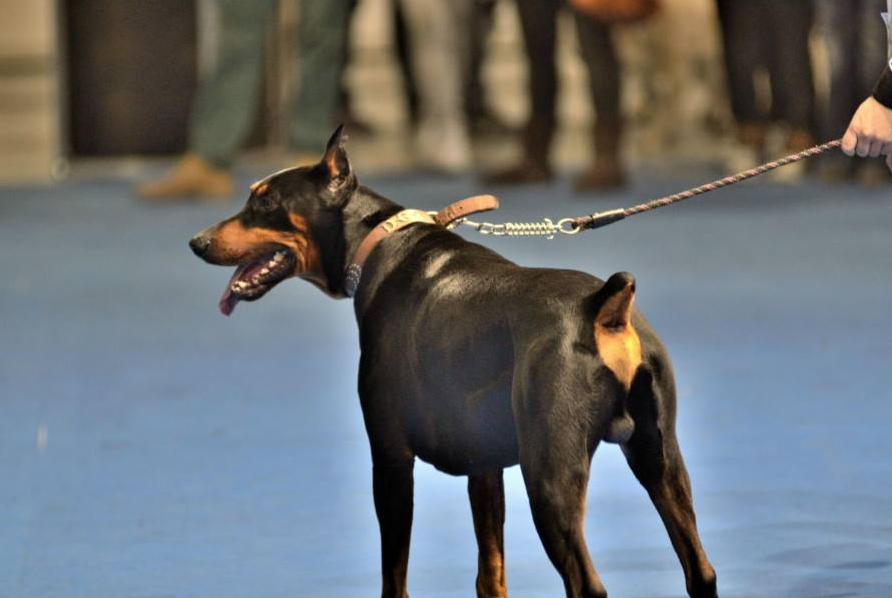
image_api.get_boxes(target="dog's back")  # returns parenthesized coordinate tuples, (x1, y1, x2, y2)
(353, 224, 671, 476)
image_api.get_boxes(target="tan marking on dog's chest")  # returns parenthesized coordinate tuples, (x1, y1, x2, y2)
(594, 284, 642, 390)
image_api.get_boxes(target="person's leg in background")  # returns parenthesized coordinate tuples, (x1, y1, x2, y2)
(483, 0, 560, 184)
(392, 0, 420, 127)
(398, 0, 475, 173)
(764, 0, 816, 152)
(465, 0, 513, 135)
(138, 0, 277, 200)
(290, 0, 353, 159)
(715, 0, 768, 159)
(573, 11, 625, 192)
(815, 0, 858, 182)
(336, 0, 373, 135)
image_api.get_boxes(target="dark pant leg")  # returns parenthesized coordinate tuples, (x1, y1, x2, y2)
(392, 0, 419, 123)
(764, 0, 815, 131)
(573, 12, 620, 124)
(818, 0, 858, 140)
(514, 0, 560, 126)
(465, 0, 499, 121)
(715, 0, 766, 125)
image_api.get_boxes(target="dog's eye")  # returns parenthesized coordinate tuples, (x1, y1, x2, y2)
(256, 194, 278, 212)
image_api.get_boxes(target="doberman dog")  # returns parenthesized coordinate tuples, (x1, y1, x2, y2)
(189, 127, 718, 598)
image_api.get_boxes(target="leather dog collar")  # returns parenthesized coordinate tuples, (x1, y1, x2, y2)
(434, 194, 498, 228)
(344, 194, 498, 297)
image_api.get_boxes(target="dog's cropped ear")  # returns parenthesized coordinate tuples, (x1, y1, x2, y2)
(322, 124, 353, 195)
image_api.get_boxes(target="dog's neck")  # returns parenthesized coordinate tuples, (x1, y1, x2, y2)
(320, 185, 404, 297)
(343, 184, 405, 249)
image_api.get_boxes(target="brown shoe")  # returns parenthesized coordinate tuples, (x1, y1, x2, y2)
(574, 122, 627, 193)
(785, 128, 815, 153)
(738, 122, 767, 152)
(574, 163, 626, 192)
(482, 156, 553, 185)
(137, 154, 233, 201)
(771, 128, 815, 183)
(481, 117, 554, 185)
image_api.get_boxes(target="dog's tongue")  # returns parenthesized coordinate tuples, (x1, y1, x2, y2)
(218, 264, 248, 316)
(219, 288, 239, 316)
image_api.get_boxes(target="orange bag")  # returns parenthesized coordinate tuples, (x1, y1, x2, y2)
(569, 0, 661, 24)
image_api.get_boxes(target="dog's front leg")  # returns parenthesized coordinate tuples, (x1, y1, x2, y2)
(373, 460, 415, 598)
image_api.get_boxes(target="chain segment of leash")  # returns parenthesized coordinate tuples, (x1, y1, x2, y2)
(449, 139, 842, 238)
(445, 216, 582, 239)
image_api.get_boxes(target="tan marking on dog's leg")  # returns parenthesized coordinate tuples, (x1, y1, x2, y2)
(594, 281, 642, 391)
(468, 471, 507, 598)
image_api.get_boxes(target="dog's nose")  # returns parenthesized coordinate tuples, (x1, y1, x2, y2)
(189, 235, 211, 257)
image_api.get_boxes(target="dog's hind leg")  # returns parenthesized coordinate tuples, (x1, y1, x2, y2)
(468, 470, 507, 598)
(621, 370, 718, 598)
(519, 444, 606, 598)
(373, 461, 415, 598)
(513, 362, 608, 598)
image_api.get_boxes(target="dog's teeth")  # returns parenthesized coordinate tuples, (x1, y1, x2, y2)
(274, 252, 284, 262)
(260, 268, 270, 275)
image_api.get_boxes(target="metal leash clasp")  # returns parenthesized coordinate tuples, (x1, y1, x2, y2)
(556, 218, 581, 236)
(478, 222, 508, 236)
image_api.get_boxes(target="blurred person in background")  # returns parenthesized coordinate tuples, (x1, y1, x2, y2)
(819, 0, 890, 184)
(397, 0, 476, 173)
(396, 0, 511, 138)
(465, 0, 515, 135)
(714, 0, 815, 172)
(337, 1, 373, 135)
(137, 0, 352, 201)
(391, 0, 421, 126)
(483, 0, 630, 192)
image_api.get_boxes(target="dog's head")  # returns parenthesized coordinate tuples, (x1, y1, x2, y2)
(189, 126, 355, 315)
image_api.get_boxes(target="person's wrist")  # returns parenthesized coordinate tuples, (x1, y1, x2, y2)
(872, 68, 892, 108)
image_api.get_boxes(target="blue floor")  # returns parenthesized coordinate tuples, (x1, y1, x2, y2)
(1, 166, 891, 597)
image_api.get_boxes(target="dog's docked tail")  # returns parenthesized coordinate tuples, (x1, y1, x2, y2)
(592, 272, 641, 443)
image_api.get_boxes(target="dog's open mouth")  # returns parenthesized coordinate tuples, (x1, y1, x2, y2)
(218, 249, 296, 316)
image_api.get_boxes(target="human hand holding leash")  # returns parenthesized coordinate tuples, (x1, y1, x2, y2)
(842, 96, 892, 170)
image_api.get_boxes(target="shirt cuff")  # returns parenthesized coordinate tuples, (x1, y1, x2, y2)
(872, 64, 892, 109)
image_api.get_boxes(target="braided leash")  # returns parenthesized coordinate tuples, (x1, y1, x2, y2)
(455, 139, 842, 238)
